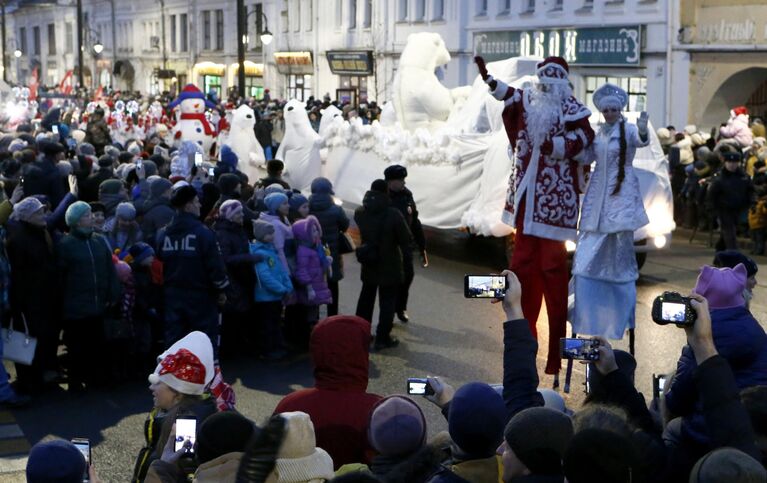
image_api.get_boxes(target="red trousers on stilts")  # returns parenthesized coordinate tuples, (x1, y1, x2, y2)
(510, 216, 569, 374)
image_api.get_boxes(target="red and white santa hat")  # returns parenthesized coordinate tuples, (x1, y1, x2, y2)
(148, 331, 215, 395)
(536, 56, 570, 85)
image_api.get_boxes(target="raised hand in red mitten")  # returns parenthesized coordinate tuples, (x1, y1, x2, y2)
(474, 56, 497, 90)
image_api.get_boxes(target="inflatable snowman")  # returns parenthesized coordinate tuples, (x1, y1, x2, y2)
(223, 104, 266, 181)
(169, 84, 217, 155)
(275, 99, 321, 192)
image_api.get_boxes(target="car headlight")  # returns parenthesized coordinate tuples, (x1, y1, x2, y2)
(653, 235, 667, 249)
(565, 240, 576, 252)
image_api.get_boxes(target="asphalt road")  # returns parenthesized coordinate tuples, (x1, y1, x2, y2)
(2, 228, 766, 481)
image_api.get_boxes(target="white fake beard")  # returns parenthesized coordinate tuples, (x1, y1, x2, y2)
(526, 84, 570, 148)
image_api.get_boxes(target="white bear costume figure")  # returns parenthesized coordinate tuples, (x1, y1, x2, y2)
(224, 104, 266, 181)
(392, 32, 468, 132)
(169, 84, 217, 154)
(275, 100, 321, 192)
(319, 105, 343, 137)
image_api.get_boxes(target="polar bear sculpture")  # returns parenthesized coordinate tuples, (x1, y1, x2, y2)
(225, 104, 266, 180)
(393, 32, 461, 133)
(275, 100, 321, 192)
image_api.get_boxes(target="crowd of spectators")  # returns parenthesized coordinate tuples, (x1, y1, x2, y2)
(666, 109, 767, 254)
(3, 94, 766, 483)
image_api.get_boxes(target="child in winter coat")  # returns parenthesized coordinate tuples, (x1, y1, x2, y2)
(748, 179, 767, 255)
(106, 255, 136, 381)
(288, 216, 333, 349)
(251, 220, 293, 361)
(106, 201, 143, 256)
(259, 192, 294, 273)
(665, 264, 767, 448)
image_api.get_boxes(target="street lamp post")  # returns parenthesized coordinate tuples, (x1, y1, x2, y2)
(13, 44, 21, 85)
(77, 0, 84, 89)
(1, 1, 7, 84)
(237, 3, 272, 99)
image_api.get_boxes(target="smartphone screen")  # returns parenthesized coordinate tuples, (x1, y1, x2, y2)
(407, 378, 432, 396)
(71, 438, 90, 481)
(208, 167, 215, 176)
(560, 338, 600, 361)
(661, 302, 686, 323)
(174, 418, 197, 452)
(464, 275, 507, 298)
(52, 125, 59, 134)
(194, 152, 203, 167)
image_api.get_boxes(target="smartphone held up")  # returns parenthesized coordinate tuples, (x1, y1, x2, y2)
(71, 438, 90, 482)
(407, 378, 434, 396)
(174, 418, 197, 453)
(464, 274, 507, 299)
(560, 338, 600, 361)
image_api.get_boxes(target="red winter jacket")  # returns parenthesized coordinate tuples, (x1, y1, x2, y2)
(274, 315, 381, 469)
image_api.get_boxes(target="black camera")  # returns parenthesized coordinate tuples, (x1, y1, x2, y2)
(651, 291, 696, 327)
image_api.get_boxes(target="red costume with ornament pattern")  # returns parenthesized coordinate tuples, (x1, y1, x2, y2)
(477, 56, 595, 375)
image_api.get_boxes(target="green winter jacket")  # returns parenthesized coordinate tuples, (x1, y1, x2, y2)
(56, 229, 121, 320)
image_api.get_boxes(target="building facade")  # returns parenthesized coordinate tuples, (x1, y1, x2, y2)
(678, 0, 767, 129)
(10, 0, 732, 130)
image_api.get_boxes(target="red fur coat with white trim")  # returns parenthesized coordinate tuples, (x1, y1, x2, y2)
(492, 80, 595, 241)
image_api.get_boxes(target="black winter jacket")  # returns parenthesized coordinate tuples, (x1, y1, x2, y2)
(157, 212, 229, 294)
(354, 190, 411, 286)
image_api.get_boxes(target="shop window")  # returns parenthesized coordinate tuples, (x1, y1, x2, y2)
(204, 75, 222, 98)
(339, 75, 368, 104)
(585, 75, 647, 115)
(245, 76, 263, 98)
(288, 74, 312, 102)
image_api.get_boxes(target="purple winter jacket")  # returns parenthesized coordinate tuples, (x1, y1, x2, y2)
(292, 217, 332, 305)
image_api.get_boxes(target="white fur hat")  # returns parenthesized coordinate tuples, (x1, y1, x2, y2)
(148, 331, 215, 395)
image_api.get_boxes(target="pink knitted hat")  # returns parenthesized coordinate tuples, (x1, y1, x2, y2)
(693, 264, 747, 309)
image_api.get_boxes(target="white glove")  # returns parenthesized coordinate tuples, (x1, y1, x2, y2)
(637, 111, 649, 137)
(425, 376, 455, 409)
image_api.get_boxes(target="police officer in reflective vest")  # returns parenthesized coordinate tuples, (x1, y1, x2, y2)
(384, 165, 427, 322)
(158, 185, 229, 358)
